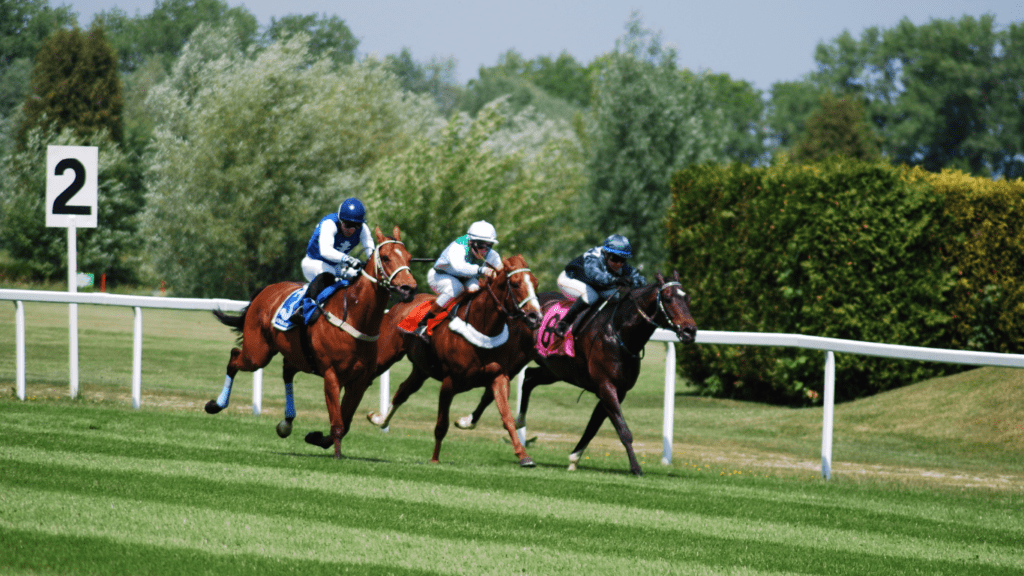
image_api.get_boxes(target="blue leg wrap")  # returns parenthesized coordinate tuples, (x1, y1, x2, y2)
(216, 375, 233, 408)
(284, 382, 296, 419)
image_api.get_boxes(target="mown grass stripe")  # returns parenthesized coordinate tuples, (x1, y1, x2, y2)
(2, 446, 1020, 572)
(2, 487, 796, 576)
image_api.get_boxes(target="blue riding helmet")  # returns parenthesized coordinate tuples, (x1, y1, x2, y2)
(602, 234, 632, 258)
(337, 198, 366, 224)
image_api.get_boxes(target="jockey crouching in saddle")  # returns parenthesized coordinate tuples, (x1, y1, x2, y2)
(413, 221, 503, 343)
(554, 234, 647, 338)
(301, 197, 375, 283)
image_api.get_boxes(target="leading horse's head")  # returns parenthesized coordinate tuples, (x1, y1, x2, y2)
(651, 271, 697, 344)
(369, 225, 417, 302)
(493, 254, 542, 330)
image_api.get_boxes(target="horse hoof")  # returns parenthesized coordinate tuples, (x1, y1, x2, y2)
(519, 457, 535, 468)
(366, 412, 384, 427)
(276, 419, 292, 438)
(514, 414, 526, 429)
(204, 400, 223, 414)
(567, 463, 577, 472)
(304, 431, 333, 449)
(454, 416, 476, 430)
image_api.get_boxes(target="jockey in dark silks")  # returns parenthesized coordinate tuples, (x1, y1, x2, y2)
(554, 234, 647, 337)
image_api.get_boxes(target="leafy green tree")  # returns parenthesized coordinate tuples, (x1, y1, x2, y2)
(0, 0, 76, 117)
(764, 79, 824, 151)
(792, 93, 879, 162)
(93, 0, 258, 73)
(261, 13, 357, 65)
(362, 101, 587, 288)
(0, 124, 140, 282)
(702, 71, 767, 165)
(585, 13, 728, 270)
(141, 28, 437, 298)
(383, 47, 462, 116)
(811, 15, 1017, 176)
(18, 24, 123, 145)
(461, 49, 586, 122)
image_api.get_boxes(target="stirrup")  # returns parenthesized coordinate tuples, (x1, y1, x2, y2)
(413, 323, 430, 342)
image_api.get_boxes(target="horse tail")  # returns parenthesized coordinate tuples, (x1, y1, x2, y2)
(212, 286, 267, 336)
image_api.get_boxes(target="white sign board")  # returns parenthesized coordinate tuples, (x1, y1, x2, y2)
(46, 146, 98, 228)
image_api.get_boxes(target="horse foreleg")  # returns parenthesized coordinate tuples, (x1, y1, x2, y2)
(567, 401, 609, 472)
(491, 374, 534, 467)
(455, 388, 494, 430)
(311, 369, 344, 458)
(367, 366, 429, 428)
(592, 383, 641, 476)
(431, 378, 456, 463)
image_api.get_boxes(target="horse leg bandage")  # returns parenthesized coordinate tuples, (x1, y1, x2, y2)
(284, 382, 296, 419)
(215, 375, 233, 408)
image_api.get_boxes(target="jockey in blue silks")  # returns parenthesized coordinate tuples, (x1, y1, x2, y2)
(413, 220, 503, 342)
(554, 234, 647, 337)
(302, 197, 375, 282)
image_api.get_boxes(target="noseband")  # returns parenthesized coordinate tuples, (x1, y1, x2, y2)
(635, 281, 687, 333)
(484, 266, 539, 321)
(361, 239, 412, 293)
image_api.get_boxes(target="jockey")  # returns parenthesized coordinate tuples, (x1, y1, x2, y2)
(554, 234, 647, 338)
(301, 197, 375, 282)
(413, 220, 503, 341)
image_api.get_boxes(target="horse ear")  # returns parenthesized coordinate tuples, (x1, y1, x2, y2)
(673, 270, 681, 282)
(392, 225, 401, 241)
(374, 225, 384, 243)
(656, 272, 666, 285)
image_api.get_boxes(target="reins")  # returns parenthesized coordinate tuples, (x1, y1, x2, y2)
(483, 266, 538, 322)
(609, 280, 686, 358)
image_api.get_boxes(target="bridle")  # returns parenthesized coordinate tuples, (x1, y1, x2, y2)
(361, 239, 412, 294)
(483, 265, 539, 321)
(611, 280, 688, 358)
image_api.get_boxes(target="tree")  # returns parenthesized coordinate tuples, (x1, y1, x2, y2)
(383, 47, 462, 116)
(702, 71, 768, 165)
(461, 49, 587, 122)
(765, 79, 824, 151)
(18, 24, 123, 145)
(585, 13, 729, 270)
(92, 0, 258, 73)
(362, 101, 587, 289)
(811, 15, 1018, 176)
(0, 124, 140, 282)
(261, 13, 357, 65)
(0, 0, 76, 117)
(141, 28, 437, 298)
(792, 93, 879, 162)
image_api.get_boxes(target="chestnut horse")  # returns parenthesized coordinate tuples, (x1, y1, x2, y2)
(455, 271, 696, 476)
(366, 254, 543, 466)
(205, 226, 417, 458)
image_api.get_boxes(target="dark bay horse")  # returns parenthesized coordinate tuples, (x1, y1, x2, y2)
(456, 271, 697, 476)
(205, 226, 417, 458)
(366, 254, 543, 467)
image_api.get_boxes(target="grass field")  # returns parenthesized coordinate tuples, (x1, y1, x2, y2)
(2, 301, 1023, 574)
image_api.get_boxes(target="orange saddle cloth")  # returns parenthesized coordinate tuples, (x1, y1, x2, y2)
(397, 299, 451, 335)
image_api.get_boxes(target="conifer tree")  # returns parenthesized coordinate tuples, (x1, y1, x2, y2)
(18, 25, 123, 145)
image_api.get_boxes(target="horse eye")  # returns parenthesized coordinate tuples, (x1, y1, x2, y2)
(380, 255, 390, 263)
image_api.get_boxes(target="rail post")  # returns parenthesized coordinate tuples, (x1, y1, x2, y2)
(821, 351, 835, 479)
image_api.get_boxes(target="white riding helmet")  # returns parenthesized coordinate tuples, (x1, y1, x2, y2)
(466, 221, 498, 245)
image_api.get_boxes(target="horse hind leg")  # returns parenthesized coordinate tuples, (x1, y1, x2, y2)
(205, 341, 273, 414)
(367, 366, 428, 429)
(567, 401, 609, 472)
(275, 363, 300, 438)
(455, 388, 494, 430)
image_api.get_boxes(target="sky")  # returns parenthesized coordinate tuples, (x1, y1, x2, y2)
(63, 0, 1024, 92)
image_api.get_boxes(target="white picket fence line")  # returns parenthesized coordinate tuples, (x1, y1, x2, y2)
(4, 288, 1024, 479)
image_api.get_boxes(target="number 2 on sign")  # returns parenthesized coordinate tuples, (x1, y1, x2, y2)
(46, 146, 97, 228)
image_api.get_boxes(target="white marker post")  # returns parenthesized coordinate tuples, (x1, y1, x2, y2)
(46, 146, 98, 399)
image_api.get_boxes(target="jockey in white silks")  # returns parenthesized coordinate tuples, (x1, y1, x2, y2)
(554, 234, 647, 337)
(413, 220, 503, 342)
(301, 197, 375, 282)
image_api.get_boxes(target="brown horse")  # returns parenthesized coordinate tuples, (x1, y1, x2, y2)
(205, 226, 417, 458)
(366, 254, 543, 466)
(456, 271, 697, 476)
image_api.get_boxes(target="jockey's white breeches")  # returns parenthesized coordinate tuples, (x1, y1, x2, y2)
(428, 268, 481, 307)
(302, 256, 358, 283)
(557, 270, 615, 304)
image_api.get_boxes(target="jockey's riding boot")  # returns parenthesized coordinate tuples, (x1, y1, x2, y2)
(414, 304, 443, 343)
(554, 298, 588, 338)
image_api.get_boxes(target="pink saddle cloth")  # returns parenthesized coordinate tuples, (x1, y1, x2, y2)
(536, 302, 575, 358)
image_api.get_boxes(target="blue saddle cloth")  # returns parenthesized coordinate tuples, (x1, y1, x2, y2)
(271, 278, 349, 331)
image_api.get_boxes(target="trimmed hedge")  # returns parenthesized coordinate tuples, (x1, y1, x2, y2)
(667, 160, 955, 403)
